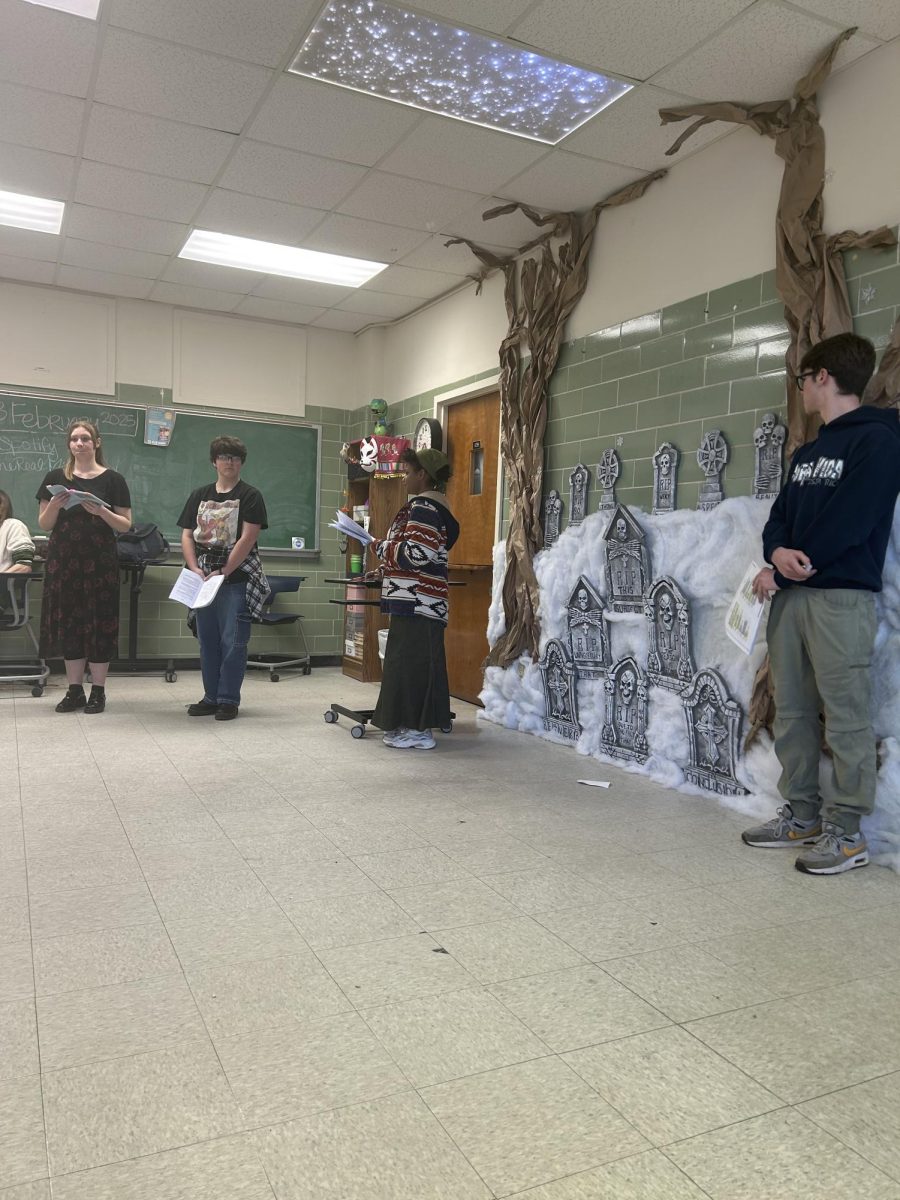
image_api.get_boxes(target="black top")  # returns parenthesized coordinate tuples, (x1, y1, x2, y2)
(177, 480, 267, 582)
(37, 468, 131, 509)
(763, 405, 900, 591)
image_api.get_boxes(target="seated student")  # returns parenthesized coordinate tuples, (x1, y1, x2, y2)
(177, 436, 268, 721)
(0, 489, 35, 575)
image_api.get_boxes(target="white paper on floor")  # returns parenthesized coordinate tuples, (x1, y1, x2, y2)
(481, 496, 900, 870)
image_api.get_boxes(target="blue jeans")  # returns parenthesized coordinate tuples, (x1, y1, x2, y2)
(195, 581, 251, 706)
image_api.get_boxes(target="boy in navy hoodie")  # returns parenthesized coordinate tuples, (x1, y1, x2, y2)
(742, 333, 900, 874)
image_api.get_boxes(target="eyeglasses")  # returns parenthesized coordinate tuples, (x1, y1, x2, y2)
(215, 454, 242, 463)
(794, 370, 816, 389)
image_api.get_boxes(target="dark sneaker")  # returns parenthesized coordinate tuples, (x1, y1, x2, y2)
(84, 687, 106, 714)
(742, 804, 821, 848)
(795, 825, 869, 875)
(55, 687, 86, 713)
(215, 704, 239, 721)
(188, 700, 218, 716)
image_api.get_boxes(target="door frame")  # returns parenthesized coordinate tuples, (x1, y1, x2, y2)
(433, 373, 503, 545)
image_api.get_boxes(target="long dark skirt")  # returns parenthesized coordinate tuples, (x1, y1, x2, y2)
(372, 615, 451, 732)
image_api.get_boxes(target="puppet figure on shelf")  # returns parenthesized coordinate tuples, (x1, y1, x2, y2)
(370, 397, 389, 436)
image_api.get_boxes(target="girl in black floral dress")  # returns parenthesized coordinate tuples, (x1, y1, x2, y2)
(37, 420, 133, 714)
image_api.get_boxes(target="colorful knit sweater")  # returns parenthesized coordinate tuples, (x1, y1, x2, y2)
(376, 490, 460, 623)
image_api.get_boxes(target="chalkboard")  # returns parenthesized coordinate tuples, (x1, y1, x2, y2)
(0, 392, 320, 551)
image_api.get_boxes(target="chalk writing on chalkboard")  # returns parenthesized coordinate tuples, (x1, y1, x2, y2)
(0, 397, 140, 438)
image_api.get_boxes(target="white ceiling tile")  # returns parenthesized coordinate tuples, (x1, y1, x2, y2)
(161, 258, 264, 294)
(562, 84, 727, 170)
(0, 142, 75, 200)
(0, 253, 56, 284)
(0, 82, 84, 156)
(338, 172, 481, 231)
(499, 151, 640, 212)
(73, 161, 208, 223)
(63, 205, 189, 255)
(94, 28, 272, 133)
(377, 117, 547, 193)
(0, 225, 61, 262)
(512, 0, 752, 79)
(107, 0, 320, 68)
(337, 290, 423, 319)
(83, 105, 236, 185)
(57, 265, 154, 299)
(303, 214, 426, 263)
(218, 141, 367, 208)
(412, 0, 535, 34)
(655, 3, 879, 103)
(60, 237, 168, 278)
(195, 190, 324, 245)
(250, 277, 353, 306)
(790, 0, 900, 42)
(234, 296, 327, 324)
(0, 0, 98, 97)
(396, 234, 500, 275)
(359, 264, 464, 300)
(148, 281, 244, 311)
(311, 309, 372, 333)
(441, 199, 550, 249)
(249, 75, 419, 166)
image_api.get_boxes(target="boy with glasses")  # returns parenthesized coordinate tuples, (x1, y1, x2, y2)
(742, 333, 900, 872)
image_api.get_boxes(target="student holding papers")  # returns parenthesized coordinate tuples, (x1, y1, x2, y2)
(177, 436, 268, 721)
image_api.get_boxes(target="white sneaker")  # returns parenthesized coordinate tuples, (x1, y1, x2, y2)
(391, 729, 436, 750)
(382, 727, 408, 746)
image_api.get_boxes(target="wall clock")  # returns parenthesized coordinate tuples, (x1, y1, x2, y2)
(413, 417, 443, 451)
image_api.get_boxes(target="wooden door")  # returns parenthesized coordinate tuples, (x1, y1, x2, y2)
(444, 392, 500, 705)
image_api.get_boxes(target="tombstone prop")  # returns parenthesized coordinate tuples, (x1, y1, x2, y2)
(681, 668, 749, 795)
(568, 463, 591, 525)
(596, 449, 620, 511)
(538, 638, 581, 741)
(601, 656, 649, 763)
(603, 504, 650, 612)
(752, 412, 786, 500)
(645, 577, 694, 690)
(543, 489, 563, 546)
(566, 577, 609, 677)
(696, 430, 728, 511)
(651, 442, 679, 514)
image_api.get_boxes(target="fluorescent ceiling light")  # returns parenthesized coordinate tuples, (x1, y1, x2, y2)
(22, 0, 102, 18)
(179, 230, 388, 288)
(0, 188, 64, 235)
(290, 0, 632, 144)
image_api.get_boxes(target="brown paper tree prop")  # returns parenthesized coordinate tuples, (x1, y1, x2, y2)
(660, 27, 897, 744)
(446, 172, 664, 668)
(865, 316, 900, 408)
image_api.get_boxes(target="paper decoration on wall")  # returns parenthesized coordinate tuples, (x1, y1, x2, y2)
(681, 668, 749, 796)
(539, 638, 581, 741)
(696, 430, 728, 511)
(543, 489, 563, 547)
(601, 656, 649, 763)
(603, 504, 649, 612)
(568, 463, 591, 526)
(651, 442, 679, 514)
(596, 448, 620, 511)
(645, 577, 695, 691)
(566, 577, 609, 678)
(752, 412, 786, 500)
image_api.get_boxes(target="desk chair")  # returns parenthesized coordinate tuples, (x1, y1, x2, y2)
(0, 572, 49, 696)
(247, 574, 311, 682)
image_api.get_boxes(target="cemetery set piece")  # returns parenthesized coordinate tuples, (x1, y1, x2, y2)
(543, 490, 563, 546)
(538, 639, 582, 741)
(697, 430, 728, 511)
(568, 464, 591, 525)
(604, 505, 650, 612)
(681, 668, 749, 796)
(601, 656, 650, 764)
(596, 449, 620, 511)
(566, 577, 609, 677)
(645, 576, 695, 690)
(753, 412, 786, 500)
(651, 442, 679, 514)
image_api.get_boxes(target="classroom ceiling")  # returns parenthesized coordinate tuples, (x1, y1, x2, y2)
(0, 0, 895, 333)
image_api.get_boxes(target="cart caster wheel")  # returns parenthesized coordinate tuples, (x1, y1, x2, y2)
(165, 671, 177, 683)
(351, 724, 365, 739)
(304, 666, 312, 675)
(324, 710, 338, 723)
(31, 686, 44, 697)
(270, 674, 280, 683)
(441, 723, 453, 734)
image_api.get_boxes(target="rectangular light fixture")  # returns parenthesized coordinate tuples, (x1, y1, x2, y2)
(22, 0, 102, 17)
(178, 230, 388, 288)
(0, 187, 65, 235)
(290, 0, 632, 144)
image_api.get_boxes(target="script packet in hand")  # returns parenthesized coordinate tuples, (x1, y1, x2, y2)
(328, 509, 374, 546)
(168, 568, 225, 609)
(725, 560, 767, 654)
(47, 483, 111, 511)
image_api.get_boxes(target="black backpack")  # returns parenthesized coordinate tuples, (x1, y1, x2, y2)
(117, 523, 170, 564)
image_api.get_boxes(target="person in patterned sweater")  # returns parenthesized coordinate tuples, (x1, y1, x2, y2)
(373, 448, 459, 750)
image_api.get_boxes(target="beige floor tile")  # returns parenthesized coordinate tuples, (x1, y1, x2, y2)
(33, 923, 179, 997)
(388, 877, 522, 930)
(255, 858, 380, 904)
(25, 847, 144, 895)
(0, 893, 31, 947)
(36, 974, 206, 1071)
(565, 1026, 782, 1145)
(216, 1011, 408, 1126)
(209, 805, 316, 840)
(116, 813, 226, 847)
(0, 942, 33, 1003)
(252, 1091, 489, 1200)
(433, 917, 586, 984)
(312, 820, 426, 857)
(362, 987, 549, 1086)
(27, 884, 159, 940)
(164, 904, 310, 968)
(185, 953, 350, 1038)
(0, 1181, 50, 1199)
(514, 1148, 711, 1198)
(49, 1134, 274, 1200)
(43, 1039, 241, 1176)
(665, 1108, 900, 1199)
(480, 866, 612, 914)
(318, 933, 477, 1009)
(282, 891, 421, 951)
(230, 830, 344, 868)
(0, 1075, 46, 1189)
(537, 900, 697, 961)
(798, 1070, 900, 1182)
(440, 837, 552, 875)
(704, 874, 857, 923)
(644, 845, 780, 888)
(133, 839, 248, 878)
(147, 870, 273, 924)
(0, 1001, 38, 1082)
(421, 1055, 648, 1195)
(351, 846, 471, 890)
(627, 885, 784, 937)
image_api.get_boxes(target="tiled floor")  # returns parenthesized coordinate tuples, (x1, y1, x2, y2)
(3, 668, 900, 1199)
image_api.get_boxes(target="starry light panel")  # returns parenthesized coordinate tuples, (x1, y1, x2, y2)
(289, 0, 632, 145)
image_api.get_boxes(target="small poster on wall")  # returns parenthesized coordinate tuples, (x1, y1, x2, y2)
(145, 408, 176, 447)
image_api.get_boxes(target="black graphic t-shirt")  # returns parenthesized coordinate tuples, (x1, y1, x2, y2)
(177, 480, 267, 582)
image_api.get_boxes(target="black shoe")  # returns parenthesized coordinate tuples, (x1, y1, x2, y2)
(84, 686, 106, 714)
(55, 687, 86, 713)
(188, 700, 218, 716)
(215, 704, 239, 721)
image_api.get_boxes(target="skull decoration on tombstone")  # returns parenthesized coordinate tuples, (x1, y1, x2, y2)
(601, 656, 649, 763)
(645, 577, 695, 690)
(651, 442, 679, 514)
(568, 463, 591, 526)
(680, 668, 749, 795)
(603, 504, 650, 612)
(696, 430, 728, 510)
(538, 638, 581, 741)
(543, 489, 563, 547)
(752, 412, 786, 500)
(596, 449, 620, 511)
(566, 577, 609, 678)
